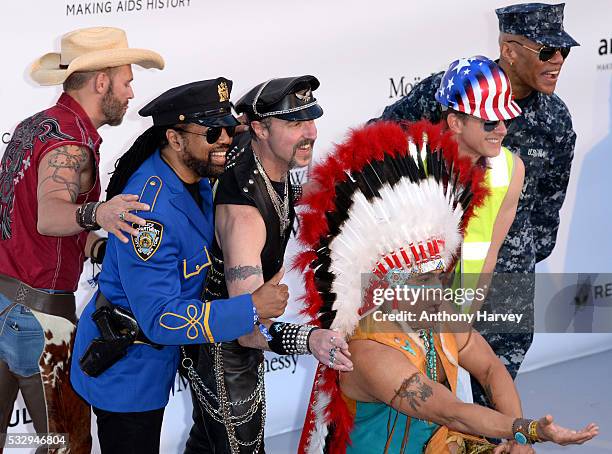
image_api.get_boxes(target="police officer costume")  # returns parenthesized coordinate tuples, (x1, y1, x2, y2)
(70, 79, 256, 453)
(376, 3, 579, 407)
(183, 76, 322, 454)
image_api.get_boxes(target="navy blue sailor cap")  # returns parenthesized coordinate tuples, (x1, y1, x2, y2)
(496, 3, 579, 48)
(139, 77, 239, 128)
(235, 75, 323, 122)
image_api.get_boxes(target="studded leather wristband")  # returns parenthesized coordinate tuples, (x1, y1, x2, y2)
(268, 322, 319, 355)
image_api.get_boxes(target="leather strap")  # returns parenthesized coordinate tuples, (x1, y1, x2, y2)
(0, 273, 76, 323)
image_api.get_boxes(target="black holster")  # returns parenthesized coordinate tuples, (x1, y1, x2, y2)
(79, 292, 161, 377)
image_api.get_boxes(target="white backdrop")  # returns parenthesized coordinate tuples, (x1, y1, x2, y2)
(2, 1, 612, 452)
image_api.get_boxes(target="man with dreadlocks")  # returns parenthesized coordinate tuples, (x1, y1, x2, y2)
(0, 27, 163, 453)
(183, 76, 353, 454)
(70, 79, 289, 454)
(296, 120, 598, 454)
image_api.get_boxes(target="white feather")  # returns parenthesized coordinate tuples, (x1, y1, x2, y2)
(305, 388, 332, 454)
(329, 174, 463, 336)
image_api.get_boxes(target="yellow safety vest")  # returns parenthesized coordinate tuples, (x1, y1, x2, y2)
(454, 147, 514, 300)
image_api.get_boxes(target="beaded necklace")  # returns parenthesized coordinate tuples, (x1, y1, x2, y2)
(418, 328, 438, 382)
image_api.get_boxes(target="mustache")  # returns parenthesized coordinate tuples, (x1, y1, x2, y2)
(293, 139, 315, 151)
(294, 139, 314, 148)
(211, 144, 230, 153)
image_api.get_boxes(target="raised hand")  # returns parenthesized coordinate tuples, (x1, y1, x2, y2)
(252, 267, 289, 319)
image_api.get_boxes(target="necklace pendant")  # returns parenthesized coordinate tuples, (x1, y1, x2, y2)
(401, 340, 416, 355)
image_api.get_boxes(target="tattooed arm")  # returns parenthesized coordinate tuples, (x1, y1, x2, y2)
(340, 338, 518, 439)
(215, 203, 352, 368)
(36, 144, 150, 242)
(216, 204, 266, 295)
(37, 145, 94, 236)
(215, 203, 286, 350)
(340, 338, 598, 445)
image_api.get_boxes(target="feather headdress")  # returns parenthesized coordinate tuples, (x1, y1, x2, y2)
(295, 120, 487, 454)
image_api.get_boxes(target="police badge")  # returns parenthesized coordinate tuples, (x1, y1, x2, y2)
(217, 81, 229, 102)
(132, 220, 164, 261)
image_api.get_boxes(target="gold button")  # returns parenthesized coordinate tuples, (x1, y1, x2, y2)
(179, 114, 185, 121)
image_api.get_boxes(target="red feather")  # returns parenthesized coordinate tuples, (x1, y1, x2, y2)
(462, 165, 489, 229)
(292, 250, 318, 272)
(298, 268, 324, 319)
(298, 210, 328, 246)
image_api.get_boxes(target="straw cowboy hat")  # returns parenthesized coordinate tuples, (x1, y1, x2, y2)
(30, 27, 165, 86)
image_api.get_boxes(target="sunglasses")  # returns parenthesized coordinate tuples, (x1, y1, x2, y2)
(174, 126, 236, 144)
(507, 40, 570, 62)
(455, 111, 504, 132)
(483, 120, 503, 132)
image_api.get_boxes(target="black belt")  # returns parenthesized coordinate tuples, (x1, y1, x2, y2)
(0, 273, 76, 323)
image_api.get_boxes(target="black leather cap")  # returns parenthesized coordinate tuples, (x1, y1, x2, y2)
(235, 75, 323, 122)
(139, 77, 239, 127)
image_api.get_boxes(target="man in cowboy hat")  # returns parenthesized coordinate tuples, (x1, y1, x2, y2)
(0, 26, 163, 452)
(375, 2, 580, 409)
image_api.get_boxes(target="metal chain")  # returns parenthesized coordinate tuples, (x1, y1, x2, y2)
(253, 152, 290, 238)
(181, 347, 262, 408)
(214, 344, 266, 452)
(180, 346, 266, 453)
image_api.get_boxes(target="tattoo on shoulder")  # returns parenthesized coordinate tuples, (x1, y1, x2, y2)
(41, 145, 89, 203)
(391, 372, 434, 412)
(226, 265, 263, 283)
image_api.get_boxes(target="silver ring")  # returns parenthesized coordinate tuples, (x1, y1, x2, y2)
(119, 211, 126, 221)
(329, 347, 337, 366)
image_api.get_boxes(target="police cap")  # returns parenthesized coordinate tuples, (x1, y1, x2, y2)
(139, 77, 239, 127)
